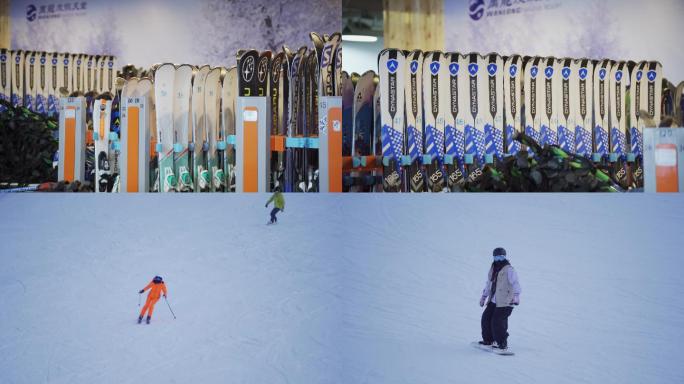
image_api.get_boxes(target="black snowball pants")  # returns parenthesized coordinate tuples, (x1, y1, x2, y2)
(481, 302, 514, 347)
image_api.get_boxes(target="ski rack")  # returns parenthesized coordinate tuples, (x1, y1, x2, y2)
(235, 96, 271, 192)
(120, 94, 151, 192)
(643, 127, 684, 192)
(317, 96, 343, 192)
(58, 97, 86, 182)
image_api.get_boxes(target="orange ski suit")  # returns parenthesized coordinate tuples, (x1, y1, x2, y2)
(139, 280, 167, 318)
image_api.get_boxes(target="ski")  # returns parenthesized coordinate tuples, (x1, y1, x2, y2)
(351, 70, 377, 192)
(192, 65, 211, 192)
(503, 55, 523, 156)
(557, 57, 576, 154)
(173, 64, 194, 192)
(154, 63, 177, 192)
(593, 59, 612, 164)
(93, 93, 114, 192)
(405, 50, 427, 192)
(221, 66, 238, 192)
(574, 58, 593, 158)
(0, 49, 8, 111)
(378, 48, 406, 192)
(205, 67, 223, 192)
(609, 60, 629, 188)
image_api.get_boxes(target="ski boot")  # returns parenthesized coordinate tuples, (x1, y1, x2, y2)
(146, 316, 151, 324)
(138, 316, 143, 324)
(478, 341, 493, 347)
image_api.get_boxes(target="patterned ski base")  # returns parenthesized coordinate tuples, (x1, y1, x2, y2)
(470, 341, 515, 356)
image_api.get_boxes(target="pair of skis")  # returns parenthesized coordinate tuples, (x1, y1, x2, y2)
(154, 64, 232, 193)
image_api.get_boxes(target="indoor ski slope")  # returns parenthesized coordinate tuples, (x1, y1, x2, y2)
(340, 194, 684, 384)
(1, 194, 683, 384)
(0, 194, 344, 384)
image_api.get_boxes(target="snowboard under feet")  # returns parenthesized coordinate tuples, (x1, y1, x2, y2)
(470, 341, 514, 356)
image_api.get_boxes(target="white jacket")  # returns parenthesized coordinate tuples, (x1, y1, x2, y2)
(482, 264, 521, 308)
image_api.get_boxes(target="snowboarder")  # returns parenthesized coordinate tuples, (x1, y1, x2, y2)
(138, 276, 167, 324)
(265, 187, 285, 224)
(478, 247, 521, 352)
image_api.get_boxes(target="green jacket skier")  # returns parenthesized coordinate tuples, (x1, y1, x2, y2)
(265, 189, 285, 224)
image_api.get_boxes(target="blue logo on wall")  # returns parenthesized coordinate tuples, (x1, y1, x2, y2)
(449, 62, 459, 76)
(26, 5, 37, 22)
(410, 60, 418, 74)
(615, 70, 623, 82)
(544, 66, 553, 79)
(636, 71, 642, 81)
(429, 61, 440, 75)
(509, 65, 517, 78)
(579, 68, 588, 80)
(599, 68, 606, 80)
(487, 63, 497, 76)
(387, 59, 398, 74)
(468, 63, 478, 76)
(530, 66, 538, 78)
(562, 67, 571, 79)
(647, 70, 656, 82)
(469, 0, 485, 21)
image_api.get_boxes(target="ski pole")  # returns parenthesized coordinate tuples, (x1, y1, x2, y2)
(164, 296, 176, 319)
(138, 293, 141, 307)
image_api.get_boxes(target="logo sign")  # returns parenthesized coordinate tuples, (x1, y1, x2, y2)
(469, 0, 485, 21)
(64, 58, 69, 65)
(579, 68, 588, 80)
(636, 70, 643, 81)
(242, 55, 255, 82)
(387, 59, 399, 74)
(429, 61, 440, 75)
(320, 45, 333, 67)
(468, 63, 478, 76)
(52, 58, 58, 65)
(257, 57, 268, 83)
(40, 57, 46, 64)
(335, 46, 342, 69)
(562, 67, 571, 79)
(271, 58, 281, 82)
(77, 59, 82, 65)
(16, 56, 21, 63)
(410, 60, 418, 74)
(530, 66, 538, 78)
(647, 70, 656, 82)
(509, 65, 517, 78)
(615, 70, 623, 82)
(108, 61, 114, 68)
(487, 63, 497, 76)
(0, 54, 6, 62)
(26, 5, 37, 22)
(544, 66, 553, 79)
(599, 68, 607, 80)
(449, 62, 459, 76)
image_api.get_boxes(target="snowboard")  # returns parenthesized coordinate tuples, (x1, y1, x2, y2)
(470, 342, 515, 356)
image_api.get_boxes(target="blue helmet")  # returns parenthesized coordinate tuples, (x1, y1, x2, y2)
(153, 276, 163, 283)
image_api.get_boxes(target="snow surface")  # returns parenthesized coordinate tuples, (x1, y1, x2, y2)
(1, 194, 684, 384)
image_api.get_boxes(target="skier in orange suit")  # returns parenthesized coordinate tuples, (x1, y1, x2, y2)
(138, 276, 167, 324)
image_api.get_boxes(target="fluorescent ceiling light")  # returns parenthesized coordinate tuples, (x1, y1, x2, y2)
(342, 35, 378, 43)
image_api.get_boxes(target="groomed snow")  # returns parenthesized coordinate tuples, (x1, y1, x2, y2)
(1, 194, 683, 384)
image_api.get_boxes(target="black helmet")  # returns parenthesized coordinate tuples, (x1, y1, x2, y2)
(492, 247, 506, 257)
(153, 276, 163, 283)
